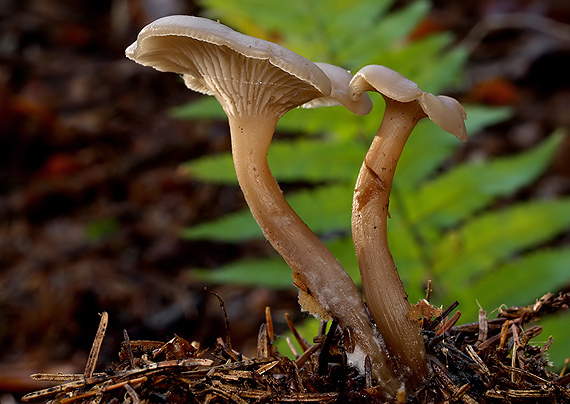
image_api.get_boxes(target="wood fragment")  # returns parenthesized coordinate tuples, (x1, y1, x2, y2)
(216, 337, 241, 362)
(477, 305, 488, 345)
(123, 329, 136, 368)
(318, 317, 338, 376)
(276, 392, 338, 402)
(59, 376, 148, 404)
(425, 301, 459, 331)
(30, 372, 105, 382)
(265, 306, 275, 347)
(257, 323, 270, 358)
(465, 345, 490, 378)
(85, 311, 108, 379)
(520, 325, 542, 347)
(24, 359, 213, 402)
(364, 355, 372, 390)
(451, 383, 472, 403)
(255, 360, 280, 375)
(436, 310, 461, 336)
(285, 312, 310, 352)
(498, 320, 510, 349)
(124, 383, 141, 404)
(431, 360, 478, 403)
(425, 279, 432, 302)
(485, 387, 558, 399)
(215, 369, 253, 381)
(295, 343, 321, 368)
(285, 336, 299, 358)
(478, 325, 513, 350)
(495, 360, 549, 384)
(541, 335, 554, 354)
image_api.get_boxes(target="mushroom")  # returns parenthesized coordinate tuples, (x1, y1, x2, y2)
(302, 62, 373, 115)
(349, 64, 467, 386)
(126, 17, 400, 395)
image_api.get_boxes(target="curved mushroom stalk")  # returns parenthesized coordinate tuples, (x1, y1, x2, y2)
(350, 65, 467, 387)
(126, 17, 400, 395)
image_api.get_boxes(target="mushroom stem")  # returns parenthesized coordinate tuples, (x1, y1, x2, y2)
(227, 114, 400, 396)
(352, 98, 428, 386)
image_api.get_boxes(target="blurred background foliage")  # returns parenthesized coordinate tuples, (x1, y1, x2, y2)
(173, 0, 570, 365)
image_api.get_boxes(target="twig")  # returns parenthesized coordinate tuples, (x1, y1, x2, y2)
(465, 345, 490, 379)
(425, 301, 459, 331)
(476, 302, 488, 346)
(205, 288, 233, 353)
(30, 373, 105, 382)
(123, 329, 136, 369)
(257, 323, 270, 358)
(85, 312, 108, 379)
(265, 306, 275, 344)
(318, 318, 338, 376)
(285, 312, 310, 352)
(124, 383, 141, 404)
(295, 343, 321, 369)
(436, 310, 462, 336)
(364, 356, 372, 390)
(285, 336, 299, 358)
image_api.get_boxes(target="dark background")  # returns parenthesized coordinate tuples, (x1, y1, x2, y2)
(1, 0, 569, 398)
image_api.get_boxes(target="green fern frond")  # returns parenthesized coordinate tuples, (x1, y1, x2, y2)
(193, 256, 293, 288)
(394, 105, 512, 189)
(338, 0, 430, 68)
(179, 105, 511, 186)
(181, 139, 367, 185)
(181, 184, 354, 242)
(406, 130, 565, 228)
(458, 248, 570, 320)
(433, 198, 570, 285)
(191, 236, 361, 289)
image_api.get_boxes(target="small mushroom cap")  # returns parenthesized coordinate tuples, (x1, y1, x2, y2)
(302, 62, 373, 116)
(349, 64, 467, 142)
(419, 93, 468, 142)
(126, 15, 332, 117)
(349, 65, 422, 102)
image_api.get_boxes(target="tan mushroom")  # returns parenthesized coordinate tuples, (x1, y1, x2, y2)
(126, 17, 399, 395)
(302, 62, 373, 115)
(349, 64, 467, 387)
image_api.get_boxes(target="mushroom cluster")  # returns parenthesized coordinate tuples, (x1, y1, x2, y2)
(126, 15, 467, 399)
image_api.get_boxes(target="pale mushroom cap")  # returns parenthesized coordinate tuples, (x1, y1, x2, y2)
(302, 62, 373, 116)
(349, 65, 422, 102)
(349, 64, 467, 142)
(419, 93, 468, 142)
(126, 15, 332, 118)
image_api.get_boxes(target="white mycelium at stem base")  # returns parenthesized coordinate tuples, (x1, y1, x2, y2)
(126, 16, 401, 396)
(350, 65, 467, 388)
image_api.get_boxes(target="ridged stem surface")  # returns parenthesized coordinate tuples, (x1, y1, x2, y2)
(228, 114, 400, 396)
(352, 99, 428, 387)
